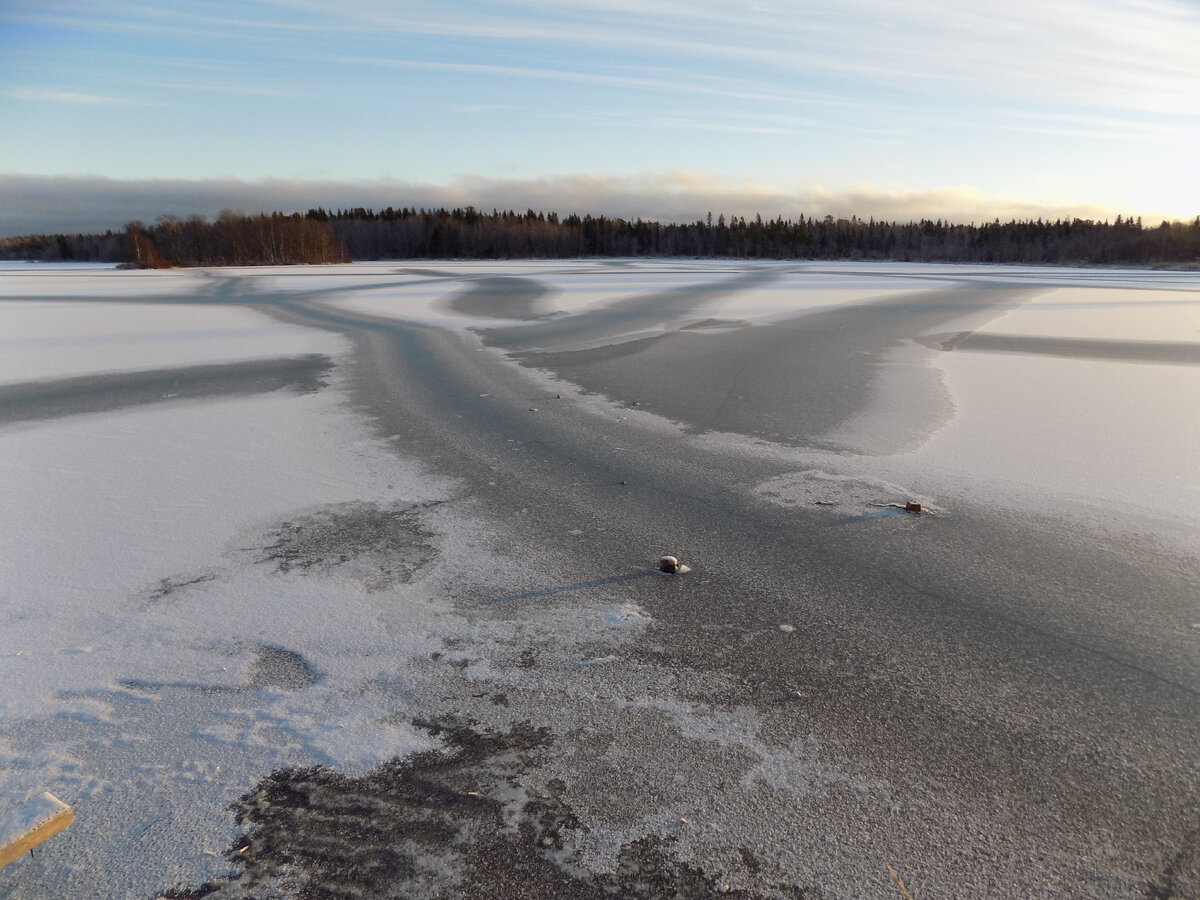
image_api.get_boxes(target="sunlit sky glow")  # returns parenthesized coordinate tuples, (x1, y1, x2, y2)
(1, 0, 1197, 236)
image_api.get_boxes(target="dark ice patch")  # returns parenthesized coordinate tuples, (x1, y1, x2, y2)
(679, 317, 752, 332)
(249, 501, 438, 588)
(143, 571, 218, 605)
(921, 331, 1200, 366)
(442, 275, 562, 320)
(0, 354, 334, 424)
(158, 719, 790, 899)
(118, 643, 319, 696)
(508, 286, 1039, 449)
(482, 267, 781, 353)
(395, 267, 461, 278)
(245, 645, 321, 691)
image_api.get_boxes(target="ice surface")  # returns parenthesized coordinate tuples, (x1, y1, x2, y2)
(803, 279, 1200, 546)
(0, 282, 465, 893)
(0, 382, 464, 891)
(2, 261, 1198, 896)
(0, 266, 685, 894)
(0, 264, 198, 298)
(603, 602, 652, 627)
(327, 260, 955, 330)
(902, 349, 1200, 530)
(0, 300, 344, 385)
(328, 261, 757, 328)
(960, 285, 1200, 342)
(279, 261, 1200, 549)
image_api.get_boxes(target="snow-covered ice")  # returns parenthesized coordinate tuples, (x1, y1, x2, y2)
(0, 281, 463, 892)
(0, 301, 343, 385)
(2, 260, 1198, 896)
(0, 388, 457, 891)
(801, 272, 1200, 548)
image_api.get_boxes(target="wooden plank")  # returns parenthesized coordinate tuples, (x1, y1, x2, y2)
(0, 793, 74, 869)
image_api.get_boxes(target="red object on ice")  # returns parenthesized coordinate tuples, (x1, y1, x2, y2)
(904, 501, 923, 513)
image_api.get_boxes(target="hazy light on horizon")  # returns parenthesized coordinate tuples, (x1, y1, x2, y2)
(2, 172, 1177, 241)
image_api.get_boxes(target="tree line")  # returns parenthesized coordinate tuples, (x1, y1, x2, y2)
(2, 206, 1198, 266)
(1, 211, 346, 267)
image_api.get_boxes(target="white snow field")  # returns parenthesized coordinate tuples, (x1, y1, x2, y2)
(771, 270, 1200, 551)
(0, 274, 452, 892)
(1, 260, 1198, 897)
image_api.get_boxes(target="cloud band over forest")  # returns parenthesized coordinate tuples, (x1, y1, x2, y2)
(1, 172, 1160, 240)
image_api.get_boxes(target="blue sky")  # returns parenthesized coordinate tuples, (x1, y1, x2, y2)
(1, 0, 1197, 235)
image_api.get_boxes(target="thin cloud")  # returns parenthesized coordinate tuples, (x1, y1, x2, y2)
(157, 81, 301, 98)
(450, 103, 513, 114)
(985, 109, 1200, 145)
(0, 1, 327, 38)
(267, 0, 1200, 116)
(1, 172, 1181, 240)
(0, 86, 148, 106)
(326, 55, 838, 109)
(620, 116, 800, 136)
(14, 1, 1198, 117)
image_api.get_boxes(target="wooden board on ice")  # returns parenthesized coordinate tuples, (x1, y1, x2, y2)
(0, 792, 74, 869)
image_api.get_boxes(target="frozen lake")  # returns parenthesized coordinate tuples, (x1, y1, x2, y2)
(1, 261, 1198, 898)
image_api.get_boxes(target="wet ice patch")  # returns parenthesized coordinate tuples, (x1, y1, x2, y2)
(754, 469, 933, 518)
(240, 501, 439, 590)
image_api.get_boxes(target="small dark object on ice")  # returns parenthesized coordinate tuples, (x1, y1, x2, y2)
(619, 480, 627, 485)
(658, 555, 690, 574)
(875, 500, 931, 515)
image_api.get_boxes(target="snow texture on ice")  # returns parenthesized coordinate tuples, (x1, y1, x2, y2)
(2, 261, 1198, 896)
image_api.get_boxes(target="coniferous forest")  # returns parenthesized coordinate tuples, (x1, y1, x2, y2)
(2, 206, 1198, 267)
